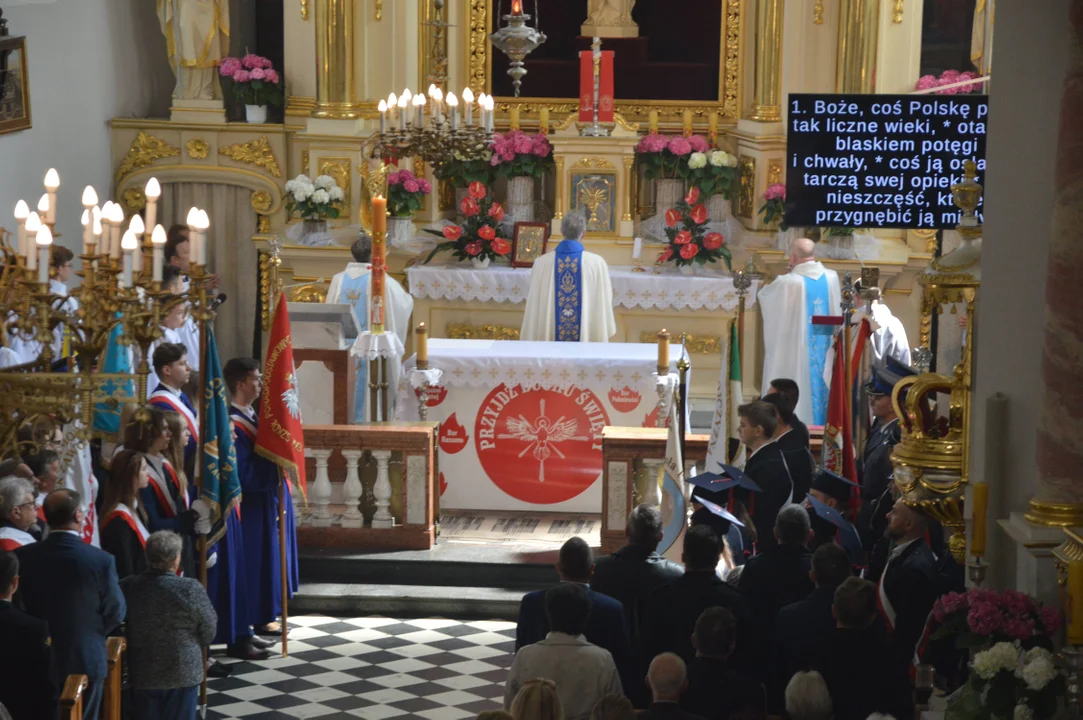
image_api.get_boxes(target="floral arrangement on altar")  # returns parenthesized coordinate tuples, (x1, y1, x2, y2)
(930, 588, 1062, 651)
(284, 174, 345, 221)
(657, 187, 731, 271)
(219, 54, 284, 107)
(424, 182, 511, 264)
(687, 148, 739, 199)
(915, 69, 983, 95)
(758, 183, 789, 230)
(635, 133, 711, 181)
(489, 130, 554, 178)
(387, 169, 432, 217)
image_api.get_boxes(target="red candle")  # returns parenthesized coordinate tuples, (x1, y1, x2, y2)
(511, 0, 522, 15)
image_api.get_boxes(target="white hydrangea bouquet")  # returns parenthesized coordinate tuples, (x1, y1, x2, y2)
(284, 174, 345, 221)
(947, 642, 1065, 720)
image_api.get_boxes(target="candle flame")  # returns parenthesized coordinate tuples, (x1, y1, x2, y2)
(120, 230, 138, 251)
(378, 99, 388, 112)
(446, 92, 458, 107)
(36, 225, 53, 246)
(462, 87, 474, 103)
(43, 168, 60, 190)
(25, 212, 41, 233)
(37, 194, 49, 213)
(13, 200, 29, 220)
(145, 177, 161, 199)
(151, 224, 167, 245)
(82, 185, 98, 207)
(129, 214, 145, 235)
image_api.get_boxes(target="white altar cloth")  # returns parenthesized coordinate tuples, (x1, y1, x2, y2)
(407, 264, 758, 312)
(397, 339, 675, 512)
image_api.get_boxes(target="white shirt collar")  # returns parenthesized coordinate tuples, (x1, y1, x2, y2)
(775, 428, 792, 441)
(159, 383, 182, 397)
(231, 402, 256, 419)
(746, 440, 774, 462)
(889, 537, 919, 561)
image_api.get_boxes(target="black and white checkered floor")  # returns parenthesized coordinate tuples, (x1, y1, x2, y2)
(207, 615, 514, 719)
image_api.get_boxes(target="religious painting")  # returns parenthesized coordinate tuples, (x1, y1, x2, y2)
(0, 36, 31, 136)
(511, 222, 550, 268)
(570, 173, 616, 235)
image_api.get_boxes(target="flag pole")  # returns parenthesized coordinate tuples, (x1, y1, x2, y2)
(279, 472, 288, 656)
(190, 259, 211, 714)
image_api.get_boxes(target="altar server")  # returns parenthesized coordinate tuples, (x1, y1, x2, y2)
(324, 233, 413, 421)
(149, 342, 198, 479)
(165, 225, 215, 373)
(521, 211, 616, 343)
(225, 357, 299, 637)
(758, 238, 841, 426)
(49, 246, 79, 361)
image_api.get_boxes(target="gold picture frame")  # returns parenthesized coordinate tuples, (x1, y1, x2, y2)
(0, 36, 32, 136)
(511, 221, 550, 268)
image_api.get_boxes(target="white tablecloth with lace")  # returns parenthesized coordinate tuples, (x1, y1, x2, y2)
(406, 264, 758, 312)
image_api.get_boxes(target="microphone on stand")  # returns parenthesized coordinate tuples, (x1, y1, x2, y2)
(209, 294, 228, 312)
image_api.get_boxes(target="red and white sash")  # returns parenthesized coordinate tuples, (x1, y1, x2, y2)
(231, 414, 257, 443)
(877, 563, 897, 634)
(35, 493, 45, 523)
(0, 526, 36, 551)
(149, 389, 199, 443)
(148, 458, 189, 517)
(102, 503, 150, 547)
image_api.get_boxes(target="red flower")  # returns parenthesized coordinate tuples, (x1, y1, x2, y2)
(478, 225, 496, 241)
(442, 225, 463, 241)
(468, 181, 487, 199)
(658, 248, 673, 263)
(488, 202, 505, 222)
(703, 232, 724, 250)
(685, 187, 700, 205)
(690, 203, 708, 224)
(465, 241, 483, 256)
(460, 196, 480, 217)
(674, 230, 692, 245)
(680, 243, 699, 260)
(492, 238, 511, 255)
(665, 208, 681, 228)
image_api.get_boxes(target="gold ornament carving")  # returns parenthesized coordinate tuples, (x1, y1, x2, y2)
(447, 323, 520, 341)
(115, 131, 181, 185)
(572, 156, 615, 170)
(288, 284, 327, 303)
(319, 157, 352, 217)
(219, 136, 282, 178)
(300, 0, 309, 20)
(258, 215, 271, 234)
(467, 0, 489, 95)
(723, 0, 741, 119)
(186, 137, 210, 159)
(250, 191, 273, 214)
(122, 188, 147, 212)
(893, 0, 904, 23)
(638, 332, 720, 355)
(613, 113, 641, 132)
(1053, 530, 1083, 587)
(1026, 501, 1083, 529)
(767, 159, 783, 187)
(813, 0, 824, 24)
(301, 150, 311, 175)
(375, 0, 383, 20)
(736, 156, 756, 219)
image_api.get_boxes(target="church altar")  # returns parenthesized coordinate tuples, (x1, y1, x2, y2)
(395, 338, 676, 513)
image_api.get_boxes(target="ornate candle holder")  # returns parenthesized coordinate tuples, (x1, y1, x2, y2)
(489, 4, 547, 97)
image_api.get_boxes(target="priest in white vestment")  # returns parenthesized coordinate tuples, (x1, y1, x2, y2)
(520, 212, 616, 342)
(325, 234, 414, 421)
(758, 237, 841, 426)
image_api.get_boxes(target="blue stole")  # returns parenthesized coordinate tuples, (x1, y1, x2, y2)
(340, 271, 371, 422)
(803, 274, 832, 426)
(554, 240, 584, 342)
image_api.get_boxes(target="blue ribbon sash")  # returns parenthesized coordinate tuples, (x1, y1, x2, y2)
(554, 240, 584, 342)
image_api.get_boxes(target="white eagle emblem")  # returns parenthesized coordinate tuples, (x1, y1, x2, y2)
(282, 370, 302, 420)
(498, 399, 590, 483)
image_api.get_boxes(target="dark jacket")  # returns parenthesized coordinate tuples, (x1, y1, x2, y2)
(0, 600, 58, 720)
(646, 570, 753, 665)
(15, 532, 126, 682)
(99, 513, 147, 581)
(637, 702, 705, 720)
(120, 571, 217, 690)
(776, 430, 815, 504)
(791, 415, 810, 449)
(774, 585, 837, 692)
(516, 584, 634, 694)
(858, 418, 901, 543)
(880, 538, 939, 678)
(682, 657, 763, 720)
(738, 543, 814, 622)
(815, 627, 907, 720)
(740, 443, 794, 552)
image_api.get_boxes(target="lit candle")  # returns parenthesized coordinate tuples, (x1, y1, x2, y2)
(431, 86, 444, 124)
(372, 195, 387, 235)
(108, 203, 124, 259)
(37, 194, 50, 226)
(378, 99, 388, 134)
(81, 185, 98, 210)
(1069, 562, 1083, 645)
(648, 110, 659, 133)
(196, 209, 210, 265)
(185, 207, 199, 265)
(682, 109, 693, 136)
(151, 224, 166, 283)
(43, 168, 59, 225)
(970, 482, 989, 557)
(446, 92, 460, 130)
(35, 225, 53, 284)
(99, 201, 113, 256)
(120, 230, 137, 288)
(13, 200, 29, 258)
(485, 95, 495, 132)
(510, 106, 520, 131)
(81, 209, 91, 254)
(657, 329, 670, 373)
(462, 87, 475, 125)
(91, 206, 102, 251)
(24, 212, 41, 260)
(397, 94, 409, 130)
(708, 112, 718, 144)
(371, 196, 388, 333)
(415, 93, 426, 127)
(416, 322, 429, 368)
(144, 177, 161, 234)
(129, 214, 145, 273)
(512, 0, 522, 14)
(539, 107, 549, 134)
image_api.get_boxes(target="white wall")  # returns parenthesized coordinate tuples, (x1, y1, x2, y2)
(0, 0, 173, 257)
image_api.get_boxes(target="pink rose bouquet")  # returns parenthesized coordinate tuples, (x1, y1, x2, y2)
(929, 588, 1061, 652)
(387, 168, 432, 217)
(219, 54, 284, 108)
(758, 183, 788, 230)
(424, 184, 510, 264)
(657, 187, 731, 271)
(915, 69, 984, 95)
(635, 133, 715, 184)
(488, 131, 554, 179)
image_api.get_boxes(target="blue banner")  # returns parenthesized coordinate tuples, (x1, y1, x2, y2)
(202, 326, 242, 545)
(92, 320, 134, 434)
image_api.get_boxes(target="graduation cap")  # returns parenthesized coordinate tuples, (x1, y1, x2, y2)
(864, 357, 919, 396)
(810, 467, 859, 505)
(688, 465, 761, 514)
(806, 492, 851, 532)
(693, 495, 744, 528)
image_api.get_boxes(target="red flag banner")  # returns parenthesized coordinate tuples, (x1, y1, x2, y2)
(255, 294, 307, 496)
(820, 319, 872, 519)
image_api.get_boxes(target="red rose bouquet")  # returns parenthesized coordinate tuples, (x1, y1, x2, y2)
(656, 187, 732, 270)
(424, 182, 511, 263)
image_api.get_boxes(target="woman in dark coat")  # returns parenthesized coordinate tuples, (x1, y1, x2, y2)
(100, 449, 152, 579)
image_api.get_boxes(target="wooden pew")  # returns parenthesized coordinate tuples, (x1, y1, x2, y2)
(102, 637, 126, 720)
(59, 675, 88, 720)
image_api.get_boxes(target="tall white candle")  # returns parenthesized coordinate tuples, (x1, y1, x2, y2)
(37, 194, 49, 227)
(378, 99, 388, 134)
(398, 95, 409, 130)
(463, 87, 475, 125)
(35, 225, 52, 284)
(151, 224, 166, 283)
(633, 237, 643, 260)
(109, 204, 124, 259)
(144, 177, 160, 234)
(24, 212, 41, 260)
(81, 210, 91, 255)
(196, 210, 210, 265)
(43, 169, 59, 225)
(14, 200, 29, 258)
(120, 230, 137, 288)
(91, 207, 102, 254)
(129, 215, 145, 273)
(447, 92, 459, 130)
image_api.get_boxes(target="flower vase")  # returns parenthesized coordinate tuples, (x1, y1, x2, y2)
(302, 218, 329, 236)
(470, 256, 491, 270)
(655, 179, 685, 216)
(708, 193, 732, 223)
(245, 105, 268, 124)
(388, 216, 413, 249)
(828, 233, 854, 254)
(507, 176, 535, 223)
(679, 265, 695, 276)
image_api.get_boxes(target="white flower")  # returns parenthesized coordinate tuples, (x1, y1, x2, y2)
(688, 152, 707, 170)
(1024, 647, 1053, 664)
(1019, 654, 1057, 691)
(312, 189, 331, 204)
(292, 188, 311, 203)
(973, 642, 1020, 680)
(315, 174, 336, 190)
(1014, 704, 1034, 720)
(709, 150, 727, 167)
(329, 186, 345, 201)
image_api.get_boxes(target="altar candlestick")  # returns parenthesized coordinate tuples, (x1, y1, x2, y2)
(81, 210, 91, 254)
(510, 106, 520, 131)
(25, 212, 42, 260)
(416, 322, 429, 368)
(151, 224, 166, 283)
(648, 110, 659, 134)
(970, 482, 989, 557)
(145, 177, 160, 233)
(120, 230, 137, 288)
(185, 207, 200, 266)
(682, 110, 693, 136)
(446, 92, 459, 129)
(708, 112, 718, 144)
(1070, 562, 1083, 645)
(14, 200, 29, 258)
(398, 94, 409, 130)
(633, 237, 643, 260)
(37, 194, 50, 227)
(43, 168, 59, 225)
(35, 226, 52, 284)
(539, 107, 549, 134)
(378, 99, 388, 134)
(657, 329, 670, 374)
(462, 87, 475, 125)
(129, 215, 145, 273)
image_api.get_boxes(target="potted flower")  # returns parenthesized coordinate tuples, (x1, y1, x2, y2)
(489, 130, 554, 223)
(822, 226, 857, 254)
(929, 588, 1062, 652)
(424, 182, 511, 268)
(636, 134, 711, 216)
(946, 643, 1065, 720)
(916, 69, 983, 95)
(284, 174, 344, 235)
(688, 148, 739, 222)
(758, 183, 795, 250)
(656, 187, 731, 274)
(386, 168, 432, 247)
(219, 54, 284, 123)
(431, 148, 497, 220)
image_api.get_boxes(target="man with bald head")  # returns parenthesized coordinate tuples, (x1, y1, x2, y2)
(758, 237, 841, 425)
(639, 653, 702, 720)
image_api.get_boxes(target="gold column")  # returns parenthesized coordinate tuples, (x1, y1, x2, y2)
(622, 157, 635, 222)
(748, 0, 784, 122)
(836, 0, 880, 93)
(554, 156, 566, 220)
(314, 0, 359, 119)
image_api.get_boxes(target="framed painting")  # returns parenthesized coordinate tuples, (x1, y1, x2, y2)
(511, 221, 550, 268)
(0, 36, 31, 136)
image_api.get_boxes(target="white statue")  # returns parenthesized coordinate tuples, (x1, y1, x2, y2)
(582, 0, 639, 38)
(156, 0, 231, 101)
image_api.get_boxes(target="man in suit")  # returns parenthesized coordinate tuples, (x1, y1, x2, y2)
(646, 526, 751, 665)
(736, 402, 794, 552)
(592, 504, 683, 707)
(767, 379, 809, 448)
(878, 499, 938, 684)
(639, 653, 703, 720)
(515, 536, 633, 692)
(681, 608, 763, 720)
(762, 392, 814, 502)
(857, 366, 903, 551)
(0, 550, 57, 720)
(15, 489, 126, 720)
